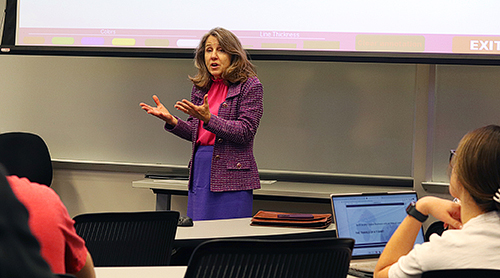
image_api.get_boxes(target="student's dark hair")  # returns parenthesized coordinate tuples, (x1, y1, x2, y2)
(189, 27, 257, 90)
(453, 124, 500, 211)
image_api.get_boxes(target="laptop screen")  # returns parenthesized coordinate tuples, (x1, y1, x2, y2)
(331, 191, 425, 258)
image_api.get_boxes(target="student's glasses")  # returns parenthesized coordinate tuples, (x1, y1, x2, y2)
(447, 149, 456, 178)
(449, 149, 456, 163)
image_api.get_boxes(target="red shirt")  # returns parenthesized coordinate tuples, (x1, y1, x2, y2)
(196, 78, 228, 146)
(7, 175, 88, 274)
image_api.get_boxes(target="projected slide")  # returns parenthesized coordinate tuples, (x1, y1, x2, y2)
(14, 0, 500, 55)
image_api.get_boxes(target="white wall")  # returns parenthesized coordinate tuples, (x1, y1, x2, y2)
(51, 169, 155, 217)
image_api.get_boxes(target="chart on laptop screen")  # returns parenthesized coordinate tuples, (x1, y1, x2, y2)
(331, 192, 424, 257)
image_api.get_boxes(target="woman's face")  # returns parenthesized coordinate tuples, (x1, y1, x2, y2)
(204, 35, 231, 79)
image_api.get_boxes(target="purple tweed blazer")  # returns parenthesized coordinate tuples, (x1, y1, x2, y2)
(166, 76, 263, 192)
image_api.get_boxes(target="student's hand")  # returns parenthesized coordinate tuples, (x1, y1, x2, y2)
(416, 196, 462, 229)
(174, 94, 211, 124)
(140, 95, 178, 126)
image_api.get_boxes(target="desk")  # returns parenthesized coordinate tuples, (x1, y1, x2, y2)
(133, 178, 410, 210)
(175, 217, 335, 240)
(95, 266, 187, 278)
(94, 266, 358, 278)
(172, 217, 337, 265)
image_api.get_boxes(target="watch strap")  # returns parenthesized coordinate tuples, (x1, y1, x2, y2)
(406, 202, 428, 222)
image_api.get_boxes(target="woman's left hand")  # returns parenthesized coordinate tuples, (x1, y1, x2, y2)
(175, 94, 211, 123)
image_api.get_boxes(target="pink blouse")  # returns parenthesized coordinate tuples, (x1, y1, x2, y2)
(196, 79, 228, 145)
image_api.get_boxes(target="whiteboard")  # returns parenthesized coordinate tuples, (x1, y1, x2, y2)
(0, 55, 416, 177)
(432, 65, 500, 182)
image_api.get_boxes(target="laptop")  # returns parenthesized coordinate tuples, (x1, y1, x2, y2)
(330, 191, 425, 277)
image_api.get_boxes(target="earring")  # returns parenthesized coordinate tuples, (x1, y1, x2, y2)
(493, 188, 500, 203)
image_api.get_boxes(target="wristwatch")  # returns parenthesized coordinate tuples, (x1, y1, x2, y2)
(406, 202, 428, 222)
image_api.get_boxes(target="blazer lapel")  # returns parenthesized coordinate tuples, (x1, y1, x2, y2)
(226, 82, 242, 99)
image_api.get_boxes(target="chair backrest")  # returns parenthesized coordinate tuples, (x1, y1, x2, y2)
(184, 237, 354, 278)
(424, 221, 446, 242)
(0, 132, 53, 186)
(73, 211, 179, 267)
(422, 269, 500, 278)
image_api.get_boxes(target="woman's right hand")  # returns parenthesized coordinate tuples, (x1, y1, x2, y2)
(416, 196, 462, 229)
(140, 95, 178, 126)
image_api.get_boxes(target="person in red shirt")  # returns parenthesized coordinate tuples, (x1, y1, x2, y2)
(7, 175, 95, 278)
(0, 167, 57, 278)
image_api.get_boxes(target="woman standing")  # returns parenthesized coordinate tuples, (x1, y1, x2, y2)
(140, 27, 263, 220)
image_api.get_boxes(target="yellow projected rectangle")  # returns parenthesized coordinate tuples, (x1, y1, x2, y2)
(304, 40, 340, 50)
(261, 43, 297, 49)
(356, 35, 425, 52)
(145, 39, 169, 47)
(112, 38, 136, 46)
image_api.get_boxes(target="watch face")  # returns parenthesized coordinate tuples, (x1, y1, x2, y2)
(407, 202, 428, 222)
(406, 201, 415, 211)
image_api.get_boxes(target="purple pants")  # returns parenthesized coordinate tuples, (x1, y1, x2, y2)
(187, 145, 253, 221)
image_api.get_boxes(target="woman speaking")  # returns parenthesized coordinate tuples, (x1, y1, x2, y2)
(140, 27, 263, 221)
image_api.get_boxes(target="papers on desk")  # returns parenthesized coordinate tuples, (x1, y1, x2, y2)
(260, 180, 278, 184)
(151, 178, 277, 185)
(145, 172, 277, 185)
(251, 210, 332, 229)
(153, 179, 189, 185)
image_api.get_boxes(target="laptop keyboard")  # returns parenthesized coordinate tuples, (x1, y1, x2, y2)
(348, 268, 373, 278)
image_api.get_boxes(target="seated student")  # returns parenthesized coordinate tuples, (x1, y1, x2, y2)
(6, 175, 96, 278)
(374, 124, 500, 278)
(0, 166, 56, 278)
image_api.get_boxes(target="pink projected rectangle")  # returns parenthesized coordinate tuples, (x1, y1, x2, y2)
(16, 27, 500, 55)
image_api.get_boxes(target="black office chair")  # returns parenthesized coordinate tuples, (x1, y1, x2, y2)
(424, 221, 446, 242)
(73, 211, 179, 267)
(171, 227, 338, 266)
(184, 237, 354, 278)
(0, 132, 53, 186)
(422, 269, 500, 278)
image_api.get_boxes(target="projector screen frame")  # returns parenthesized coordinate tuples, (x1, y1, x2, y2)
(3, 0, 500, 65)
